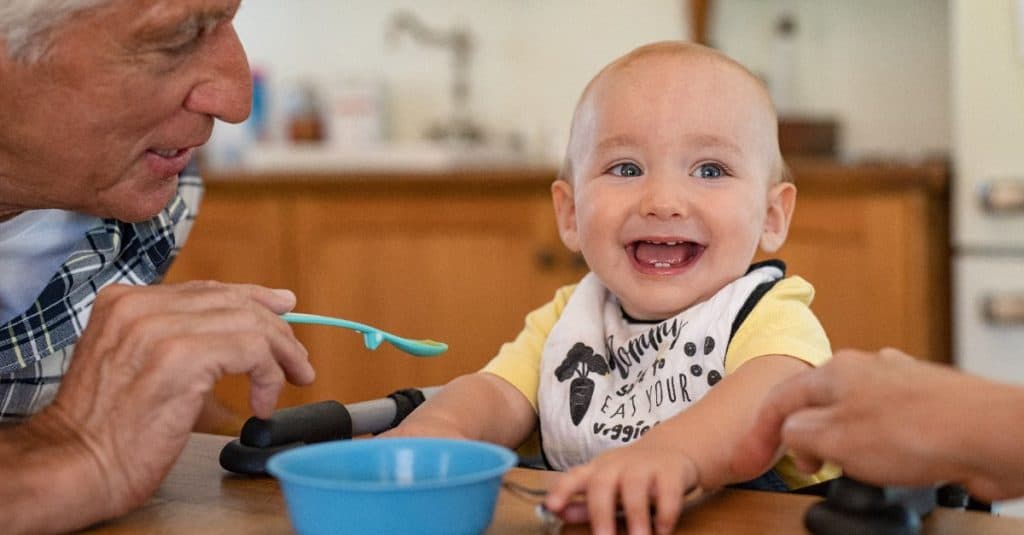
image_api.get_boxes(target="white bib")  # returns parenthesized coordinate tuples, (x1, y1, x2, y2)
(537, 263, 783, 470)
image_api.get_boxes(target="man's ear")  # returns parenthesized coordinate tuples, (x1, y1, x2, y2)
(551, 179, 580, 252)
(759, 181, 796, 253)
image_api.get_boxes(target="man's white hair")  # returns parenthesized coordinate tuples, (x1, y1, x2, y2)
(0, 0, 110, 62)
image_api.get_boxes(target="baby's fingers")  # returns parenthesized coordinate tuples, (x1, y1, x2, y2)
(544, 464, 593, 512)
(619, 471, 654, 535)
(653, 474, 686, 535)
(585, 470, 622, 535)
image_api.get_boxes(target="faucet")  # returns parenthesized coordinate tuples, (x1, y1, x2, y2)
(386, 10, 484, 145)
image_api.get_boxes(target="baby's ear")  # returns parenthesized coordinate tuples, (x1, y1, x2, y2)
(759, 181, 797, 253)
(551, 179, 581, 252)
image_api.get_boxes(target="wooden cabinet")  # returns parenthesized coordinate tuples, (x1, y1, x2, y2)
(166, 161, 949, 420)
(769, 159, 950, 363)
(164, 169, 586, 417)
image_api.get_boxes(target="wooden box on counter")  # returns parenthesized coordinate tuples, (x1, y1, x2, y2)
(165, 160, 949, 418)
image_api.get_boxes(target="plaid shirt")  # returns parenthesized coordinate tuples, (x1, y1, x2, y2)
(0, 173, 202, 420)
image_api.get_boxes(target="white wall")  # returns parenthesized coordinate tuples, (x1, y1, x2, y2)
(712, 0, 951, 161)
(228, 0, 685, 161)
(221, 0, 950, 164)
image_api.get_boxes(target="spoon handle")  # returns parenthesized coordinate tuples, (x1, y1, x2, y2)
(281, 312, 377, 335)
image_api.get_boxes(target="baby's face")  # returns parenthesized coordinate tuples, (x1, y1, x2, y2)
(554, 52, 790, 320)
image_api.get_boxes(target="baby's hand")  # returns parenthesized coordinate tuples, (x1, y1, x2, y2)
(544, 441, 698, 535)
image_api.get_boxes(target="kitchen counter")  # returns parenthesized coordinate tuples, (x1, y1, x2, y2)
(204, 157, 948, 192)
(84, 433, 1023, 534)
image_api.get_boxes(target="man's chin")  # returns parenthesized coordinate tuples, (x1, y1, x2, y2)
(104, 177, 179, 222)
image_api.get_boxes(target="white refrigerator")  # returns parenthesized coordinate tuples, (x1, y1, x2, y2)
(951, 0, 1024, 516)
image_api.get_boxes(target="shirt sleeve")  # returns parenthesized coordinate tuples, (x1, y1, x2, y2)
(724, 276, 832, 374)
(481, 284, 576, 412)
(724, 275, 841, 488)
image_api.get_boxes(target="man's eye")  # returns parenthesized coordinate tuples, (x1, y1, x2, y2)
(163, 18, 214, 55)
(692, 163, 725, 179)
(165, 39, 199, 54)
(610, 163, 643, 177)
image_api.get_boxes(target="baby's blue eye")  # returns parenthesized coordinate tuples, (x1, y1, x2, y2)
(692, 163, 724, 179)
(610, 163, 643, 177)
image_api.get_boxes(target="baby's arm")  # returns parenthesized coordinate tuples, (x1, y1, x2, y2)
(381, 372, 536, 449)
(545, 354, 810, 535)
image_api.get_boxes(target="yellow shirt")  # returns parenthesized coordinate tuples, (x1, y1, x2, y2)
(483, 276, 840, 489)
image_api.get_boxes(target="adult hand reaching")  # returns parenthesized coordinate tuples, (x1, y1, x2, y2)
(3, 281, 315, 534)
(735, 348, 1024, 502)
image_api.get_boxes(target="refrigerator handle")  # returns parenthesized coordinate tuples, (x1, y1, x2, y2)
(983, 294, 1024, 325)
(978, 179, 1024, 214)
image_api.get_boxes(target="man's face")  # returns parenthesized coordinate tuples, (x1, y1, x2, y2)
(553, 52, 792, 320)
(0, 0, 250, 222)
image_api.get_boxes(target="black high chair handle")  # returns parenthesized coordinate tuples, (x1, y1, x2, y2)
(219, 387, 440, 475)
(802, 477, 990, 534)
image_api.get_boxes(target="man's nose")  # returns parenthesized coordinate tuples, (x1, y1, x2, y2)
(184, 22, 252, 124)
(639, 174, 688, 219)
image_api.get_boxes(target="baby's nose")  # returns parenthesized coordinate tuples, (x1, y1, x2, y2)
(640, 178, 689, 219)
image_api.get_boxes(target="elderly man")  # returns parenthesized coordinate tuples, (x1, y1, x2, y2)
(0, 1, 313, 533)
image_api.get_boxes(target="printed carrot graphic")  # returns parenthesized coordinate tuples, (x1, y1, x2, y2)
(554, 342, 610, 425)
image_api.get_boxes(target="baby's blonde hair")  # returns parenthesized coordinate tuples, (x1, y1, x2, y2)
(559, 41, 792, 186)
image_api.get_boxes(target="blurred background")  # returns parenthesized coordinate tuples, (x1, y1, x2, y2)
(173, 3, 1024, 514)
(203, 0, 950, 167)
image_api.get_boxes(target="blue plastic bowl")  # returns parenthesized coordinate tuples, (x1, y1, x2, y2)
(266, 437, 518, 535)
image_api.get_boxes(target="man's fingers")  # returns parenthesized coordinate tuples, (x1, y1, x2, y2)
(780, 406, 843, 474)
(120, 307, 313, 384)
(734, 367, 835, 477)
(138, 333, 291, 418)
(790, 451, 826, 475)
(95, 282, 297, 324)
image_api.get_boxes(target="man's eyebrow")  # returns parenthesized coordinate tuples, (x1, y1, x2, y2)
(134, 6, 235, 42)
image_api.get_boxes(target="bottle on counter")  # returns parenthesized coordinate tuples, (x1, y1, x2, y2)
(286, 82, 325, 143)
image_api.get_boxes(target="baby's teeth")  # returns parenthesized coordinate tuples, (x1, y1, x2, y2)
(654, 262, 670, 268)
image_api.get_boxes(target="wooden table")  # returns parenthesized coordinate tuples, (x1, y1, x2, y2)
(84, 433, 1024, 534)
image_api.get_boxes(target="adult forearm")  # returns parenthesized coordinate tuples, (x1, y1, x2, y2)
(0, 413, 115, 534)
(958, 381, 1024, 501)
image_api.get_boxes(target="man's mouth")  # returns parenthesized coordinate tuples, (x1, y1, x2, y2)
(627, 240, 705, 269)
(149, 147, 189, 158)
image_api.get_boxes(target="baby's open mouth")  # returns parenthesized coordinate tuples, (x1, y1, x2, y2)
(627, 240, 705, 269)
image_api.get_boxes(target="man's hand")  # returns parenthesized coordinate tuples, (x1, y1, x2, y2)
(736, 348, 1024, 501)
(15, 281, 314, 532)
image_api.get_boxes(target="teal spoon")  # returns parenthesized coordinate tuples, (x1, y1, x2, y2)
(281, 312, 447, 357)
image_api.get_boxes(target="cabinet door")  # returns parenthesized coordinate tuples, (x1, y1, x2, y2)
(772, 189, 948, 362)
(279, 190, 583, 405)
(164, 193, 291, 288)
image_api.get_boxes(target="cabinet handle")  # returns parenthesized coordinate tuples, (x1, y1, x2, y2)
(570, 253, 588, 271)
(978, 179, 1024, 214)
(982, 294, 1024, 325)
